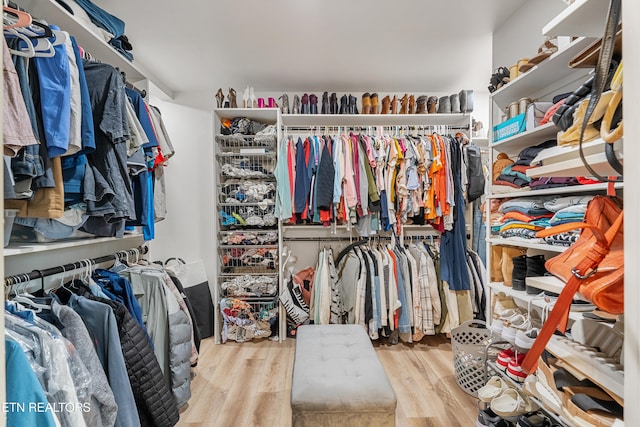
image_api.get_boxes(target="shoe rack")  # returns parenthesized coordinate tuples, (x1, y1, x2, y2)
(212, 108, 285, 344)
(485, 1, 624, 424)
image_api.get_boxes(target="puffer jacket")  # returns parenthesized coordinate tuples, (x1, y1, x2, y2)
(82, 292, 180, 427)
(164, 286, 192, 408)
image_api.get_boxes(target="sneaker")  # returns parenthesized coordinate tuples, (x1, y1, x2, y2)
(476, 407, 501, 427)
(507, 353, 528, 383)
(502, 314, 530, 344)
(496, 348, 515, 372)
(515, 328, 539, 351)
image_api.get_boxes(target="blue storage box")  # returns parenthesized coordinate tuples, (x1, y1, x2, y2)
(493, 113, 526, 142)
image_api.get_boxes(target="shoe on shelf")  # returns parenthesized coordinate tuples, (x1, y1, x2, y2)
(330, 92, 338, 114)
(292, 95, 301, 114)
(215, 88, 225, 108)
(243, 85, 250, 108)
(502, 314, 530, 344)
(478, 376, 509, 403)
(370, 93, 379, 114)
(438, 95, 451, 113)
(228, 88, 238, 108)
(496, 348, 516, 372)
(408, 95, 416, 114)
(339, 94, 348, 114)
(349, 95, 359, 114)
(476, 407, 502, 427)
(321, 91, 329, 114)
(381, 95, 391, 114)
(391, 95, 398, 114)
(511, 255, 527, 292)
(506, 352, 528, 383)
(490, 389, 537, 419)
(515, 328, 539, 351)
(301, 93, 310, 114)
(427, 96, 438, 114)
(450, 93, 461, 113)
(416, 95, 427, 114)
(280, 94, 290, 114)
(362, 92, 371, 114)
(516, 412, 553, 427)
(399, 93, 409, 114)
(309, 94, 318, 114)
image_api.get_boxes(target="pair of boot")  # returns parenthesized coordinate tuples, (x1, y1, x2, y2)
(320, 92, 340, 114)
(361, 93, 380, 114)
(511, 255, 548, 293)
(379, 94, 417, 114)
(491, 246, 527, 287)
(435, 90, 475, 113)
(338, 94, 359, 114)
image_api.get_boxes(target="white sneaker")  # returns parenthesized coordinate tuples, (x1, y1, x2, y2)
(515, 328, 539, 351)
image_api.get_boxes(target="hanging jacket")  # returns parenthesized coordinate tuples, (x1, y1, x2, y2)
(163, 280, 192, 409)
(78, 291, 179, 427)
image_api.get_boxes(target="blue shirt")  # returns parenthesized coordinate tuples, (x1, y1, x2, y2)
(126, 88, 158, 149)
(93, 269, 145, 329)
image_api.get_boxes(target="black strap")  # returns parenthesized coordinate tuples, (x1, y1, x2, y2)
(578, 0, 622, 181)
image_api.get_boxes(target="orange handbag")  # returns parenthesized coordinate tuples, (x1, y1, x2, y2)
(521, 195, 623, 374)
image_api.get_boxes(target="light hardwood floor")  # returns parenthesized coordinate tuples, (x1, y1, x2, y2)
(177, 335, 478, 427)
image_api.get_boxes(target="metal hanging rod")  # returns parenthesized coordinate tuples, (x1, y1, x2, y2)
(4, 245, 149, 287)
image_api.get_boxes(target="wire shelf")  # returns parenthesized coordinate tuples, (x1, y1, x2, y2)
(218, 203, 277, 230)
(218, 230, 279, 245)
(215, 134, 277, 150)
(218, 180, 276, 204)
(219, 246, 278, 274)
(219, 274, 278, 298)
(217, 153, 276, 179)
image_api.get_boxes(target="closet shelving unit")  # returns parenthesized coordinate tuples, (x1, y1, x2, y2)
(3, 1, 172, 277)
(212, 108, 285, 344)
(486, 1, 625, 416)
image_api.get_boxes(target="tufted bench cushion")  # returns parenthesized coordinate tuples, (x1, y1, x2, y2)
(291, 324, 397, 427)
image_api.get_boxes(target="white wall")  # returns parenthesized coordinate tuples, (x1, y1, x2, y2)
(492, 0, 567, 71)
(147, 95, 216, 284)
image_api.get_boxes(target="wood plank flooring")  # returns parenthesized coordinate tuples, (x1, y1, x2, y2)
(177, 334, 478, 427)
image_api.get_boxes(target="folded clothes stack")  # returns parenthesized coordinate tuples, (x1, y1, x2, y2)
(497, 198, 553, 241)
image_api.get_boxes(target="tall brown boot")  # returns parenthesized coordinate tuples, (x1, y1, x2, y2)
(381, 95, 391, 114)
(399, 94, 409, 114)
(501, 247, 527, 287)
(362, 93, 371, 114)
(491, 245, 504, 283)
(391, 95, 398, 114)
(408, 95, 416, 114)
(370, 93, 379, 114)
(416, 95, 427, 114)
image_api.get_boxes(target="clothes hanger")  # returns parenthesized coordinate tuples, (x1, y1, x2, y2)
(2, 5, 31, 29)
(4, 27, 35, 57)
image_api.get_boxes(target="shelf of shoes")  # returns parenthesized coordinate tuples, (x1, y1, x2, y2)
(485, 360, 577, 427)
(488, 282, 585, 323)
(543, 0, 613, 38)
(546, 334, 624, 401)
(490, 37, 594, 109)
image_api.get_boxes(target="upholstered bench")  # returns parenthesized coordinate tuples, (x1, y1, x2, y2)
(291, 324, 397, 427)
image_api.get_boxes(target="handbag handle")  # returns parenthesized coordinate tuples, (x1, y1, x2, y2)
(521, 211, 623, 374)
(578, 0, 622, 181)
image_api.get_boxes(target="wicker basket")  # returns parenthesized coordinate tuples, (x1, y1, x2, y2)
(451, 320, 497, 397)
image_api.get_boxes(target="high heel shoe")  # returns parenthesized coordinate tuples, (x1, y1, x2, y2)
(250, 87, 257, 108)
(381, 95, 391, 114)
(362, 93, 371, 114)
(408, 95, 416, 114)
(370, 93, 379, 114)
(391, 95, 398, 114)
(310, 94, 318, 114)
(243, 86, 250, 108)
(339, 94, 348, 114)
(349, 95, 358, 114)
(292, 95, 301, 114)
(321, 92, 329, 114)
(215, 88, 224, 108)
(301, 93, 310, 114)
(280, 94, 290, 114)
(399, 94, 409, 114)
(228, 88, 237, 108)
(330, 93, 338, 114)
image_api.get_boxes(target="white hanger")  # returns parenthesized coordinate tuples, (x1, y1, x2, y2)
(4, 28, 35, 57)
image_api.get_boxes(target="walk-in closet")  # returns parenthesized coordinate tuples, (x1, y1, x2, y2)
(1, 0, 637, 426)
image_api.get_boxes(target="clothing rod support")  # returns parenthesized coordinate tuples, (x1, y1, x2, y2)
(4, 245, 149, 287)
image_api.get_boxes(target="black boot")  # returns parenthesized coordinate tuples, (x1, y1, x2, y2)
(349, 95, 358, 114)
(525, 255, 548, 294)
(310, 94, 318, 114)
(339, 94, 348, 114)
(511, 255, 527, 291)
(321, 92, 329, 114)
(330, 93, 338, 114)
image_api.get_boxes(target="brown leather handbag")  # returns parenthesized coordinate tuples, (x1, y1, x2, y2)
(521, 195, 623, 374)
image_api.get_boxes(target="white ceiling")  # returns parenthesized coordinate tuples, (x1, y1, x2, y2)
(94, 0, 527, 95)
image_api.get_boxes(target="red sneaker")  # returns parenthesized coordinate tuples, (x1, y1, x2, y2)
(506, 353, 528, 383)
